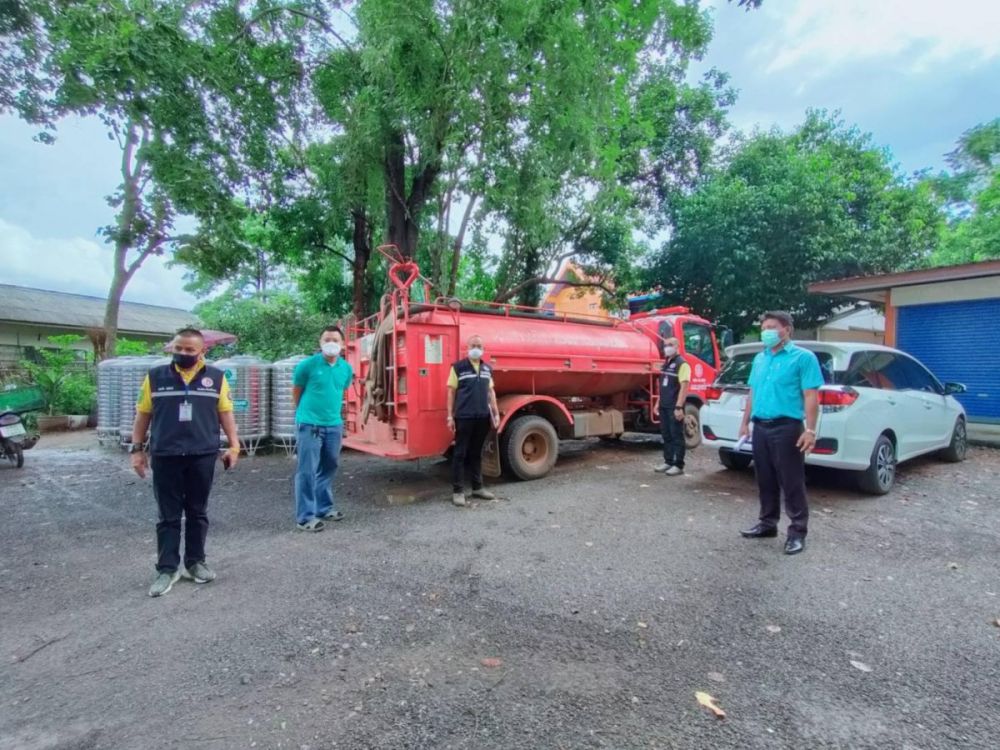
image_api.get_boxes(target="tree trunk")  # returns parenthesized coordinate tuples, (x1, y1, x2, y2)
(101, 261, 130, 360)
(351, 209, 371, 319)
(383, 129, 441, 260)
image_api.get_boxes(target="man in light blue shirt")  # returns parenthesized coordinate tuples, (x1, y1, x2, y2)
(738, 311, 824, 555)
(292, 325, 353, 531)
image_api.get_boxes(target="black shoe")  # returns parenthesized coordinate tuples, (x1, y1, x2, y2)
(784, 537, 805, 555)
(740, 523, 778, 538)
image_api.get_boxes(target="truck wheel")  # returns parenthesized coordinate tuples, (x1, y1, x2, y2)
(857, 434, 896, 495)
(502, 415, 559, 480)
(719, 449, 752, 471)
(683, 404, 702, 449)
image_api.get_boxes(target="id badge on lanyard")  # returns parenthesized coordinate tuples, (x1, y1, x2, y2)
(179, 381, 193, 422)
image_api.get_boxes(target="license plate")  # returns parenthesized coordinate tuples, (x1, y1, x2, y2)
(0, 423, 26, 438)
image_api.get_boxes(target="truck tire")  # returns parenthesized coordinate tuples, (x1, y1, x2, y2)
(856, 434, 896, 495)
(502, 415, 559, 481)
(683, 403, 702, 449)
(719, 449, 752, 471)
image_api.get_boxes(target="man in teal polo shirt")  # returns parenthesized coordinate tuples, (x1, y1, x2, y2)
(738, 311, 824, 555)
(292, 325, 353, 531)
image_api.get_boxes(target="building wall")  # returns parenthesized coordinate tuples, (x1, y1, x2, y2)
(816, 328, 885, 344)
(0, 323, 168, 363)
(542, 285, 610, 319)
(892, 277, 1000, 307)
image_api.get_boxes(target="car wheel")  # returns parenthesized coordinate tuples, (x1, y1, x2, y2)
(719, 449, 752, 471)
(683, 404, 701, 449)
(857, 434, 896, 495)
(938, 418, 967, 463)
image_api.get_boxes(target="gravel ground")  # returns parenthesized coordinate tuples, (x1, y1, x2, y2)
(1, 432, 999, 750)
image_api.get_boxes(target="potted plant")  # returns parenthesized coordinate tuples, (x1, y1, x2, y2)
(21, 335, 89, 431)
(57, 374, 97, 430)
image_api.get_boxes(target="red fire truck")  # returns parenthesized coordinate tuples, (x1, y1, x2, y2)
(342, 258, 727, 480)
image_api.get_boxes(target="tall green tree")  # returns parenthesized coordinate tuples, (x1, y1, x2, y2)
(1, 0, 305, 356)
(929, 118, 1000, 265)
(646, 112, 942, 336)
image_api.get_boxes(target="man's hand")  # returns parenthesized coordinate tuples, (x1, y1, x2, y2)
(447, 415, 455, 433)
(131, 451, 148, 479)
(673, 406, 685, 422)
(738, 422, 750, 441)
(222, 448, 240, 470)
(796, 429, 817, 454)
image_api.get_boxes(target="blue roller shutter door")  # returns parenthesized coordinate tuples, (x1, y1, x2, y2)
(896, 298, 1000, 421)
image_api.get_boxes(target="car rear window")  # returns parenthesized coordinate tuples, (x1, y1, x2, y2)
(717, 351, 836, 385)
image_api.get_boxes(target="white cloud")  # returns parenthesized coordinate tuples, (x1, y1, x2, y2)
(0, 218, 197, 310)
(751, 0, 1000, 74)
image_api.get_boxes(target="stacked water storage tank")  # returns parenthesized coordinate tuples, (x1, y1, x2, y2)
(118, 356, 170, 445)
(271, 354, 308, 454)
(97, 357, 131, 446)
(215, 355, 271, 456)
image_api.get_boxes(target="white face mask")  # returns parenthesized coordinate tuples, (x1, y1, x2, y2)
(663, 346, 677, 358)
(321, 341, 342, 357)
(468, 347, 484, 360)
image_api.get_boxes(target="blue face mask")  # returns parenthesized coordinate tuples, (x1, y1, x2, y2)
(761, 329, 782, 348)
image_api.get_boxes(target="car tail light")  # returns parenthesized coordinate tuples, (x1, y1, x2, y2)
(819, 387, 859, 413)
(0, 413, 20, 426)
(702, 425, 717, 440)
(705, 386, 723, 401)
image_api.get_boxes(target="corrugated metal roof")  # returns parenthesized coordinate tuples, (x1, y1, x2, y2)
(0, 284, 199, 335)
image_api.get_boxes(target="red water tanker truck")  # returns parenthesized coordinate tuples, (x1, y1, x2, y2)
(342, 259, 728, 480)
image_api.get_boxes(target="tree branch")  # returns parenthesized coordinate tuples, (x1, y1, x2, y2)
(494, 275, 614, 304)
(322, 243, 356, 268)
(243, 7, 354, 51)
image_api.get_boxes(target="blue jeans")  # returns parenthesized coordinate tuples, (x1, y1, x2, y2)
(295, 423, 343, 524)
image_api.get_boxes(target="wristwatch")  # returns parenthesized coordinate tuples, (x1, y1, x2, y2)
(128, 443, 145, 454)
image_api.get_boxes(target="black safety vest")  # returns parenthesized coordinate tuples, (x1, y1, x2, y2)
(453, 359, 492, 419)
(660, 355, 685, 411)
(148, 363, 223, 456)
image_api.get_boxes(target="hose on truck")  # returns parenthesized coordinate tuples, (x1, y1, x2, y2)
(360, 297, 395, 425)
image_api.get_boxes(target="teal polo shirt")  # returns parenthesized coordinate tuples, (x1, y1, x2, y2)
(748, 342, 824, 420)
(293, 353, 353, 427)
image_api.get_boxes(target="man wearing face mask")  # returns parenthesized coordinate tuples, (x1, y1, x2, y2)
(292, 326, 353, 531)
(738, 311, 823, 555)
(131, 328, 240, 597)
(654, 337, 691, 476)
(446, 335, 501, 507)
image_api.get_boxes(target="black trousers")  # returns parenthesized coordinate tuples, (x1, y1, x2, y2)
(151, 453, 217, 573)
(659, 407, 686, 468)
(452, 417, 492, 492)
(751, 419, 808, 538)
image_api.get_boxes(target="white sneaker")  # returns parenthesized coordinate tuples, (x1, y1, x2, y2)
(654, 463, 671, 473)
(665, 465, 684, 476)
(451, 492, 468, 507)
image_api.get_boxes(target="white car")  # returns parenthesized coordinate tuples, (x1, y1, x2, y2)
(701, 342, 968, 494)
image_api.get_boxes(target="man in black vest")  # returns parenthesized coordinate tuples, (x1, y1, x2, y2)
(130, 328, 240, 597)
(446, 335, 500, 507)
(655, 336, 692, 476)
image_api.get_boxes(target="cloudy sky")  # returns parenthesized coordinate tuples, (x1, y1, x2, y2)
(1, 0, 998, 311)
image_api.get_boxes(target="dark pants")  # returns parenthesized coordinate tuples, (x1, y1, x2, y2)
(660, 407, 686, 469)
(453, 417, 492, 492)
(151, 453, 217, 573)
(751, 419, 808, 538)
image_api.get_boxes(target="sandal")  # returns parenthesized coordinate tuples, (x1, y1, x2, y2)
(296, 519, 326, 532)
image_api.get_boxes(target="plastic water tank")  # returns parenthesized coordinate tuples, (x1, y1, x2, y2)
(118, 356, 171, 443)
(97, 357, 132, 444)
(215, 355, 271, 454)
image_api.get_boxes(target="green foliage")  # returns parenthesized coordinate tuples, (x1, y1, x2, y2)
(646, 111, 942, 336)
(20, 336, 88, 415)
(54, 373, 96, 415)
(114, 338, 155, 356)
(196, 291, 330, 361)
(928, 119, 1000, 265)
